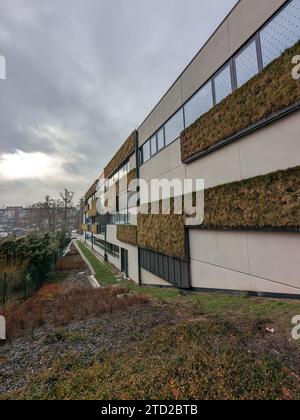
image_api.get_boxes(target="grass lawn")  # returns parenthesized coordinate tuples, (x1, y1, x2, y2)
(76, 241, 118, 286)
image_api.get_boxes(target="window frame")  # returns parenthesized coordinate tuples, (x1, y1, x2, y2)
(184, 80, 214, 127)
(164, 107, 185, 147)
(259, 0, 298, 68)
(213, 61, 234, 105)
(233, 36, 261, 88)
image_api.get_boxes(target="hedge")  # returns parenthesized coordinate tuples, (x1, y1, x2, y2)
(137, 214, 185, 258)
(116, 225, 138, 246)
(181, 40, 300, 162)
(104, 132, 136, 178)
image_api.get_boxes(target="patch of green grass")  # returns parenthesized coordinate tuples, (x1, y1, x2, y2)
(44, 328, 88, 345)
(120, 280, 180, 300)
(77, 241, 118, 286)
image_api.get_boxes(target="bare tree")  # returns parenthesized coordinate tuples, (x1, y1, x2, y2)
(59, 189, 74, 231)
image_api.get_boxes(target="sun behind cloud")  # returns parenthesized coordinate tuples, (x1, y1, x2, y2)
(0, 150, 67, 180)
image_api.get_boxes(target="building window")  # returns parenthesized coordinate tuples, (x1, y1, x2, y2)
(150, 135, 157, 156)
(164, 108, 184, 146)
(235, 40, 259, 87)
(142, 140, 150, 163)
(214, 64, 233, 104)
(184, 81, 213, 127)
(260, 0, 300, 67)
(157, 128, 165, 151)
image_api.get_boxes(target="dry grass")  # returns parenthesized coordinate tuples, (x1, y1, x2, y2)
(54, 249, 87, 272)
(181, 40, 300, 162)
(2, 284, 149, 340)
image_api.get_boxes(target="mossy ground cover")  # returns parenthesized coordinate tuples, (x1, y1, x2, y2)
(3, 294, 300, 400)
(2, 242, 300, 400)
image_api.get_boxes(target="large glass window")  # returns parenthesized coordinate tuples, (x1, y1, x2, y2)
(260, 0, 300, 67)
(184, 81, 213, 127)
(150, 135, 157, 156)
(164, 108, 184, 146)
(142, 141, 150, 163)
(214, 64, 233, 104)
(157, 128, 165, 151)
(235, 40, 259, 87)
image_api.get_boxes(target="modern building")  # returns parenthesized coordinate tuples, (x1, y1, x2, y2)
(83, 0, 300, 298)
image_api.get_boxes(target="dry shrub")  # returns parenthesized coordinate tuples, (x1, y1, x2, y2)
(181, 40, 300, 162)
(3, 284, 149, 340)
(55, 245, 87, 271)
(55, 255, 87, 271)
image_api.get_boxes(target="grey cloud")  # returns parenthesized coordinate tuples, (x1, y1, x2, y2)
(0, 0, 238, 206)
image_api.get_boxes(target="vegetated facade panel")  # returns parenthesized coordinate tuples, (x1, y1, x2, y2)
(137, 213, 186, 259)
(181, 40, 300, 163)
(201, 166, 300, 231)
(85, 180, 98, 201)
(116, 225, 138, 246)
(104, 132, 136, 178)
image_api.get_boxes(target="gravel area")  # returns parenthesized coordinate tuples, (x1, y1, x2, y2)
(0, 303, 177, 394)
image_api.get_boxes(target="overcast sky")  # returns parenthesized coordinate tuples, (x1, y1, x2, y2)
(0, 0, 238, 206)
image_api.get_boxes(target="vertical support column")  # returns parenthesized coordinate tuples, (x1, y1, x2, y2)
(134, 129, 142, 287)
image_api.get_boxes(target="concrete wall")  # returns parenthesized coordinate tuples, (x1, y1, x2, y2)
(141, 269, 173, 287)
(106, 225, 139, 283)
(190, 230, 300, 296)
(138, 0, 287, 146)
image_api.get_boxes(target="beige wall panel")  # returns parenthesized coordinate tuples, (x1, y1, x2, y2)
(250, 276, 300, 295)
(141, 268, 173, 287)
(228, 0, 287, 53)
(138, 79, 182, 146)
(181, 21, 230, 102)
(106, 225, 139, 282)
(239, 111, 300, 180)
(186, 142, 242, 189)
(190, 230, 250, 273)
(247, 232, 300, 291)
(190, 259, 252, 291)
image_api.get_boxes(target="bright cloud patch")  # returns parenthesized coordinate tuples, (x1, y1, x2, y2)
(0, 150, 67, 180)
